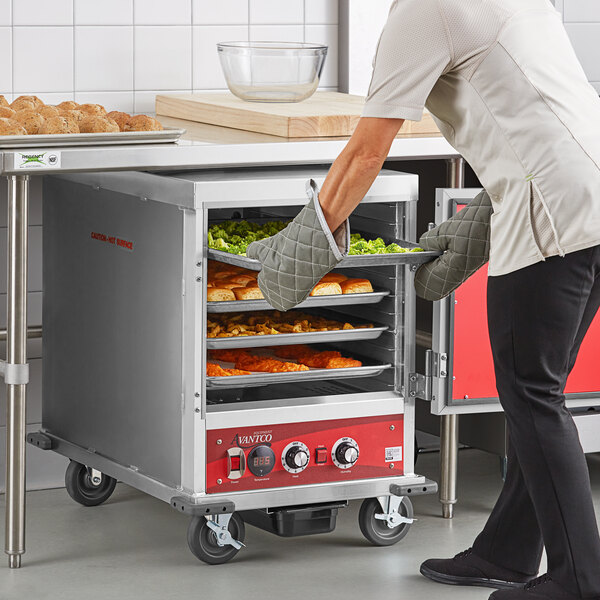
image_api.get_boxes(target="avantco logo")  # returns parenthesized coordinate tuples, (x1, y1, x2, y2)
(231, 432, 273, 449)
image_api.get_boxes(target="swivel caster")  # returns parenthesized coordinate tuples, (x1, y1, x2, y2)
(65, 461, 117, 507)
(187, 513, 245, 565)
(359, 496, 414, 546)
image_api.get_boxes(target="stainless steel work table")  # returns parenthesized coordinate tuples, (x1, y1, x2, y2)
(0, 117, 462, 568)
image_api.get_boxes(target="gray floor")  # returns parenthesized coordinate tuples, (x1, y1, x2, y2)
(3, 450, 600, 600)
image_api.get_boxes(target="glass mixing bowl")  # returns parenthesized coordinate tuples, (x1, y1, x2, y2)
(217, 42, 328, 103)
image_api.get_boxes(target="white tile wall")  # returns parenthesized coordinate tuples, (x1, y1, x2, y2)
(2, 0, 339, 110)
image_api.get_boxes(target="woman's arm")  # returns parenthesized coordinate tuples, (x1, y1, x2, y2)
(318, 117, 405, 232)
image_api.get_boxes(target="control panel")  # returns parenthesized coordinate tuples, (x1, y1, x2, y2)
(206, 414, 403, 493)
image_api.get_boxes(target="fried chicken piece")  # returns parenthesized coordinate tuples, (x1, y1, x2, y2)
(324, 357, 363, 369)
(207, 362, 229, 377)
(298, 351, 343, 369)
(273, 345, 317, 359)
(235, 356, 308, 373)
(209, 349, 250, 363)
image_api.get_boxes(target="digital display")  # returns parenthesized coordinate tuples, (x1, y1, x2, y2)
(248, 445, 276, 477)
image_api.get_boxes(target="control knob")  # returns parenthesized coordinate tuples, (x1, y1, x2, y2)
(282, 442, 310, 473)
(332, 437, 359, 469)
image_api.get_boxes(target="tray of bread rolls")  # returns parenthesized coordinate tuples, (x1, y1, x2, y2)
(206, 346, 392, 388)
(206, 310, 387, 349)
(0, 94, 185, 148)
(207, 260, 390, 312)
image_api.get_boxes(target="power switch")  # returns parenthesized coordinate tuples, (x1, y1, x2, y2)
(227, 447, 246, 479)
(315, 447, 328, 464)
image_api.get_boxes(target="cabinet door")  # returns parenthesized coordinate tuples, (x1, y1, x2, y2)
(429, 188, 600, 415)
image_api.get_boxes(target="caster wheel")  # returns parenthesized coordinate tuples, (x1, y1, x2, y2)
(65, 461, 117, 507)
(187, 514, 245, 565)
(359, 497, 413, 546)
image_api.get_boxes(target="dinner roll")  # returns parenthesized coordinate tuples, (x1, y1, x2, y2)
(320, 272, 348, 284)
(227, 274, 256, 286)
(310, 282, 343, 296)
(340, 278, 373, 294)
(233, 286, 264, 301)
(59, 109, 85, 124)
(78, 103, 107, 116)
(125, 114, 163, 132)
(39, 116, 79, 135)
(38, 105, 60, 119)
(56, 101, 79, 111)
(207, 288, 236, 302)
(0, 118, 28, 136)
(0, 106, 15, 119)
(0, 95, 9, 108)
(13, 110, 45, 134)
(107, 111, 131, 132)
(79, 116, 119, 133)
(11, 98, 36, 112)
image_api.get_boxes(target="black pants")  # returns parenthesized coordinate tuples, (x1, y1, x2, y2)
(472, 246, 600, 599)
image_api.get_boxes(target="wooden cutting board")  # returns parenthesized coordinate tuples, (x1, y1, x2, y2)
(155, 91, 440, 138)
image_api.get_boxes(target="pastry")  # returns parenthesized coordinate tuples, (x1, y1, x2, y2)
(39, 116, 79, 135)
(0, 95, 9, 108)
(125, 114, 163, 132)
(59, 109, 85, 124)
(79, 116, 119, 133)
(320, 273, 348, 284)
(107, 111, 131, 132)
(12, 95, 43, 111)
(38, 105, 60, 119)
(0, 106, 15, 119)
(0, 118, 27, 136)
(310, 282, 342, 296)
(340, 279, 373, 294)
(78, 103, 107, 116)
(207, 287, 235, 302)
(232, 286, 264, 301)
(56, 101, 79, 111)
(13, 110, 45, 134)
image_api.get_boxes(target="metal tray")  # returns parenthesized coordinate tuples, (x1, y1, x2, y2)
(207, 289, 390, 313)
(207, 363, 392, 389)
(208, 243, 439, 271)
(206, 326, 388, 349)
(0, 126, 185, 149)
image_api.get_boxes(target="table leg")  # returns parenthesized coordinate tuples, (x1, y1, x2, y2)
(5, 174, 29, 569)
(438, 157, 464, 519)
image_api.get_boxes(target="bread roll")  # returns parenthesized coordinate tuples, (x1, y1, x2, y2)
(11, 98, 36, 112)
(212, 270, 239, 280)
(0, 95, 9, 108)
(59, 109, 85, 124)
(78, 103, 107, 116)
(0, 106, 15, 119)
(107, 111, 131, 132)
(227, 274, 256, 286)
(340, 278, 373, 294)
(13, 110, 45, 134)
(38, 105, 60, 119)
(233, 286, 264, 301)
(320, 273, 348, 284)
(39, 116, 79, 135)
(57, 101, 79, 111)
(125, 114, 163, 132)
(310, 282, 343, 296)
(79, 116, 119, 133)
(0, 118, 27, 136)
(207, 288, 236, 302)
(216, 280, 242, 290)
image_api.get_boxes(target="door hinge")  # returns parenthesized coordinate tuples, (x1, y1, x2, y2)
(409, 350, 447, 401)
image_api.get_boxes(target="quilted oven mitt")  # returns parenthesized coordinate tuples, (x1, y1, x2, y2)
(414, 190, 493, 301)
(246, 179, 350, 311)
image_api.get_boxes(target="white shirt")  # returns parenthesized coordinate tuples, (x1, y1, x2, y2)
(363, 0, 600, 276)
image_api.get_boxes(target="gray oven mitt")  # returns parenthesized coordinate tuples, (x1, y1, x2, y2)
(414, 190, 493, 301)
(246, 179, 350, 311)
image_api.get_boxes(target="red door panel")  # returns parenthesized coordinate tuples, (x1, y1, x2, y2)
(451, 204, 600, 402)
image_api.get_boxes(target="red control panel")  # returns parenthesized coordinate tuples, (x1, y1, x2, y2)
(206, 414, 404, 493)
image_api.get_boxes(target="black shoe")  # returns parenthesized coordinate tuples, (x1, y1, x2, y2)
(420, 548, 535, 590)
(489, 574, 586, 599)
